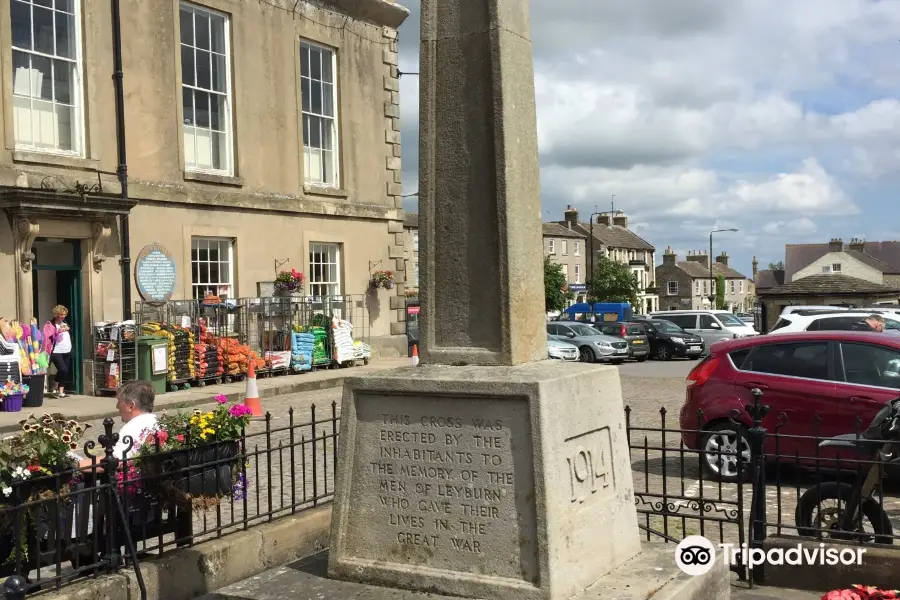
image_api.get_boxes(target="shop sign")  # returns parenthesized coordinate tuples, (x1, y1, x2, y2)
(135, 243, 177, 303)
(568, 284, 587, 292)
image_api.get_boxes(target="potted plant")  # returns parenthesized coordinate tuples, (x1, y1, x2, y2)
(370, 270, 395, 290)
(274, 269, 305, 297)
(0, 380, 29, 413)
(0, 414, 90, 570)
(132, 395, 252, 506)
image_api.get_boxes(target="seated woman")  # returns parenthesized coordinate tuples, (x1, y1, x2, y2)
(77, 380, 159, 469)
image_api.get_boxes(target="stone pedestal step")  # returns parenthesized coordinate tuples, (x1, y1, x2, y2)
(201, 544, 731, 600)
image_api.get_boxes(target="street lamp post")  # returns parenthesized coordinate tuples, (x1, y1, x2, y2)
(709, 228, 738, 308)
(588, 211, 603, 296)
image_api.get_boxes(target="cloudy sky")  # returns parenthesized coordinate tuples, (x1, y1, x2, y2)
(395, 0, 900, 278)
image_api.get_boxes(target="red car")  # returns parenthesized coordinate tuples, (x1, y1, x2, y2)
(680, 331, 900, 482)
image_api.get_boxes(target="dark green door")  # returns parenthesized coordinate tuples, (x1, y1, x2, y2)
(55, 270, 82, 394)
(31, 239, 83, 395)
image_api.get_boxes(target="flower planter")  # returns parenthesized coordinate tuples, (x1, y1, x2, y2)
(2, 394, 23, 413)
(142, 441, 241, 501)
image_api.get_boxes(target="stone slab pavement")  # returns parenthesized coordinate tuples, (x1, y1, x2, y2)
(0, 357, 410, 434)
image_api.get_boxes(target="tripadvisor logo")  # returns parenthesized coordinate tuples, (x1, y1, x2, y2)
(675, 535, 866, 576)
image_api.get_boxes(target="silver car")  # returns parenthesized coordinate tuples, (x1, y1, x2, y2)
(547, 322, 629, 364)
(547, 337, 579, 361)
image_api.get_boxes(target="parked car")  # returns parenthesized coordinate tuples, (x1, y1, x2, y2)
(771, 310, 900, 334)
(547, 337, 579, 361)
(679, 331, 900, 483)
(649, 310, 758, 348)
(629, 319, 705, 360)
(546, 322, 629, 364)
(594, 322, 650, 362)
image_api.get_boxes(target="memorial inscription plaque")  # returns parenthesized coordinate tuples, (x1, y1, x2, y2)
(344, 393, 538, 584)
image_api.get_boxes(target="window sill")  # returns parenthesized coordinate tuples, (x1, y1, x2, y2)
(184, 171, 244, 187)
(13, 150, 98, 170)
(304, 185, 348, 199)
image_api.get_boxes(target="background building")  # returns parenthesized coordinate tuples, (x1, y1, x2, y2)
(655, 248, 754, 312)
(552, 206, 658, 312)
(403, 212, 418, 293)
(0, 0, 409, 392)
(542, 222, 587, 302)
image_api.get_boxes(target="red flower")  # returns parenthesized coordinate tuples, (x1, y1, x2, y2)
(176, 434, 185, 442)
(155, 429, 168, 444)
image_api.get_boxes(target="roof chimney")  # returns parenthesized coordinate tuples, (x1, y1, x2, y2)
(663, 246, 676, 266)
(612, 214, 628, 228)
(752, 256, 758, 280)
(596, 214, 611, 226)
(686, 251, 709, 269)
(564, 205, 578, 227)
(849, 237, 865, 252)
(715, 251, 728, 267)
(828, 238, 843, 252)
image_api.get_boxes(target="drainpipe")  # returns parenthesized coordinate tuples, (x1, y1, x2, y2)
(112, 0, 131, 320)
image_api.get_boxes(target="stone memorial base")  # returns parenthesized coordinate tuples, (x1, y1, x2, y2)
(328, 361, 641, 600)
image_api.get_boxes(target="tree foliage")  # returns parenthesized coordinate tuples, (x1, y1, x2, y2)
(544, 256, 574, 313)
(768, 261, 784, 270)
(715, 274, 726, 310)
(588, 255, 640, 307)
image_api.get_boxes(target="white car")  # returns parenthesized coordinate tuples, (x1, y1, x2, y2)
(771, 310, 900, 333)
(547, 337, 579, 361)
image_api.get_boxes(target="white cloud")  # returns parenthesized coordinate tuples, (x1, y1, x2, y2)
(396, 0, 900, 268)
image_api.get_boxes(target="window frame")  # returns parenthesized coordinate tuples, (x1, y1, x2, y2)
(737, 341, 835, 382)
(573, 241, 580, 256)
(574, 264, 580, 284)
(836, 341, 900, 390)
(190, 236, 235, 300)
(308, 241, 342, 298)
(300, 40, 340, 188)
(832, 263, 842, 273)
(179, 1, 235, 176)
(667, 281, 678, 296)
(548, 239, 555, 254)
(10, 0, 85, 156)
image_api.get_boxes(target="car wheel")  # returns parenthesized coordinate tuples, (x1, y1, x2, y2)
(578, 346, 596, 363)
(655, 345, 673, 361)
(700, 422, 752, 483)
(637, 356, 648, 363)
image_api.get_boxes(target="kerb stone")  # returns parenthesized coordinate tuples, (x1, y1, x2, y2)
(328, 362, 640, 600)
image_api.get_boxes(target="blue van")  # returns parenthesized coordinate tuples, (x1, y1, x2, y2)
(558, 302, 633, 324)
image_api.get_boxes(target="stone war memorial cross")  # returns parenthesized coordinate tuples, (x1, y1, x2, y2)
(327, 1, 724, 599)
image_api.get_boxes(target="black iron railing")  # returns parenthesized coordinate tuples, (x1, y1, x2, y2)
(627, 390, 900, 587)
(0, 403, 339, 598)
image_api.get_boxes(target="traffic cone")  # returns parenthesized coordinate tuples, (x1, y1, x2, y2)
(411, 344, 419, 366)
(244, 361, 263, 417)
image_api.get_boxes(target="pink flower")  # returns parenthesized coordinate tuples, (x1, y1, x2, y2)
(176, 434, 185, 442)
(215, 394, 228, 404)
(155, 429, 169, 444)
(229, 404, 252, 418)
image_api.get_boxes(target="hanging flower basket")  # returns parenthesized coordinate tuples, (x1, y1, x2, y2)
(370, 270, 395, 290)
(274, 269, 305, 296)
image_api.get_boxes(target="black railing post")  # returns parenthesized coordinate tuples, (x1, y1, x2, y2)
(745, 388, 770, 585)
(98, 418, 122, 572)
(3, 575, 27, 600)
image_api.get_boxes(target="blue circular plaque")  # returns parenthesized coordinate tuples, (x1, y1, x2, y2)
(135, 243, 177, 303)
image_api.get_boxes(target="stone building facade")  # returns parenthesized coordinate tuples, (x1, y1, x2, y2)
(655, 248, 754, 312)
(0, 0, 409, 393)
(403, 212, 418, 293)
(542, 222, 587, 302)
(552, 206, 658, 312)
